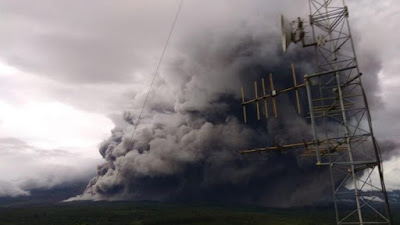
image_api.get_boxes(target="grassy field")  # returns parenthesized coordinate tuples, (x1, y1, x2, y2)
(0, 201, 337, 225)
(0, 201, 398, 225)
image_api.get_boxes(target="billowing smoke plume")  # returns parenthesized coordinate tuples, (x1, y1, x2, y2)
(69, 2, 389, 207)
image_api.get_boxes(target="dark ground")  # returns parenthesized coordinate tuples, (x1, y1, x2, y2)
(0, 186, 399, 225)
(0, 201, 399, 225)
(0, 201, 335, 225)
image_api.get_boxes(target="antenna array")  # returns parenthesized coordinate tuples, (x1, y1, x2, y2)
(241, 64, 303, 122)
(239, 1, 393, 224)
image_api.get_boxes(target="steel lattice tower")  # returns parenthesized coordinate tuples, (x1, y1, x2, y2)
(239, 0, 393, 224)
(306, 0, 392, 224)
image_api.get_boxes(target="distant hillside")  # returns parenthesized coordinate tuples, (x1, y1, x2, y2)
(1, 183, 399, 208)
(0, 182, 86, 207)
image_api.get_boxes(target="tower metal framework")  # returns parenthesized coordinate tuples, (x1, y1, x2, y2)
(239, 0, 393, 224)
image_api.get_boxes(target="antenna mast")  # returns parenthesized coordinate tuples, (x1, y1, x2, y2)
(306, 0, 392, 223)
(240, 0, 393, 224)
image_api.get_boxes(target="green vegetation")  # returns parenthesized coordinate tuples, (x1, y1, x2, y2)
(0, 201, 337, 225)
(1, 201, 399, 225)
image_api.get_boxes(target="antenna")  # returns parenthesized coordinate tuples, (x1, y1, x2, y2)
(240, 1, 393, 225)
(240, 65, 304, 122)
(281, 15, 293, 52)
(281, 14, 314, 52)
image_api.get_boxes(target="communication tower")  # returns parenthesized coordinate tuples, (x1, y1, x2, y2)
(240, 0, 393, 224)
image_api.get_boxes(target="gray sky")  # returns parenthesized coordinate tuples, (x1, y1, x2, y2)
(0, 0, 400, 198)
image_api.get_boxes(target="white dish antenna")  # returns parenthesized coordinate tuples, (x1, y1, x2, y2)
(281, 15, 306, 52)
(281, 14, 293, 52)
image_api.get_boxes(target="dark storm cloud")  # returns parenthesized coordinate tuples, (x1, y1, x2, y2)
(66, 1, 391, 206)
(68, 14, 337, 206)
(0, 0, 393, 206)
(0, 0, 307, 84)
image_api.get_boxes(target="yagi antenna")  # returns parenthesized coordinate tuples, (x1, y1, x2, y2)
(240, 64, 303, 122)
(241, 3, 393, 225)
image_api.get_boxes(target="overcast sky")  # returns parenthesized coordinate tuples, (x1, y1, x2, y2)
(0, 0, 399, 198)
